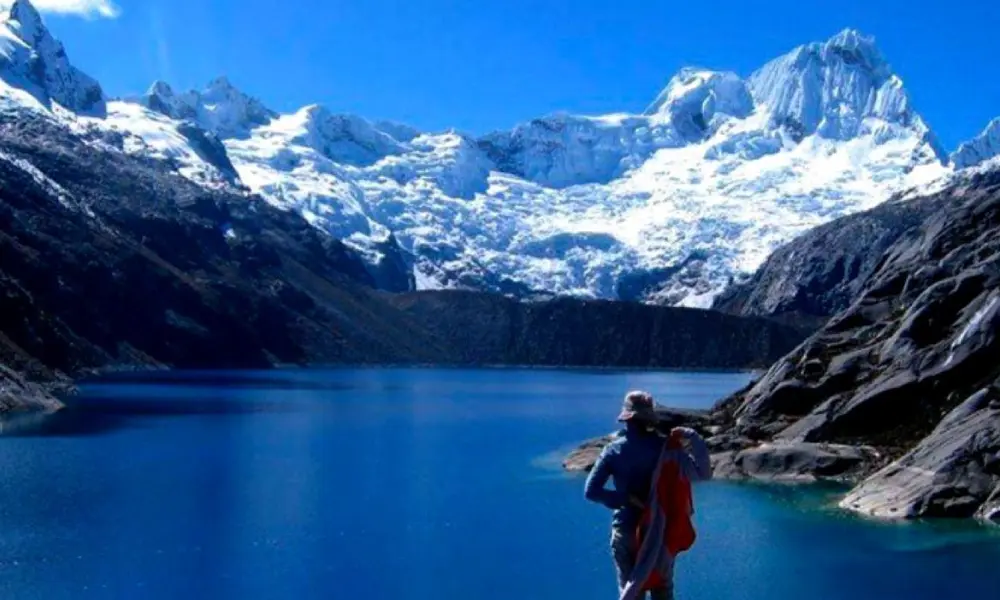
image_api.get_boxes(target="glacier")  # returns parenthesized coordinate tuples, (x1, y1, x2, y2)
(0, 1, 991, 307)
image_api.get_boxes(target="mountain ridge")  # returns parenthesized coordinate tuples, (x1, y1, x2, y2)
(0, 105, 808, 411)
(0, 3, 996, 308)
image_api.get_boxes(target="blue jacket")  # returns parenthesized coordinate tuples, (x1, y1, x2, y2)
(584, 427, 711, 529)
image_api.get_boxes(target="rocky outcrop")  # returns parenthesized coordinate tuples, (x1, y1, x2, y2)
(712, 442, 881, 483)
(0, 364, 61, 413)
(564, 434, 621, 473)
(712, 193, 941, 327)
(840, 387, 1000, 520)
(731, 170, 1000, 448)
(952, 118, 1000, 170)
(564, 423, 881, 484)
(365, 234, 415, 293)
(175, 123, 240, 183)
(977, 486, 1000, 524)
(713, 167, 1000, 522)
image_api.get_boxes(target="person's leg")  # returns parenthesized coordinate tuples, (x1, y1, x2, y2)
(610, 526, 645, 600)
(610, 527, 633, 592)
(647, 555, 675, 600)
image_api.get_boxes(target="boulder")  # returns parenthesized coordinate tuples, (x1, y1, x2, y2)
(976, 484, 1000, 525)
(563, 434, 620, 473)
(705, 433, 756, 453)
(711, 441, 880, 483)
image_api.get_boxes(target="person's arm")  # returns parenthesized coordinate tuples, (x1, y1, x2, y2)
(672, 427, 712, 481)
(584, 446, 628, 509)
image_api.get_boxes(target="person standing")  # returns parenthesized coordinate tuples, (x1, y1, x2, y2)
(584, 391, 711, 600)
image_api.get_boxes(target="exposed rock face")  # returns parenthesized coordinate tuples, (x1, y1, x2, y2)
(564, 434, 620, 473)
(952, 118, 1000, 170)
(732, 170, 1000, 450)
(712, 193, 941, 327)
(0, 0, 106, 115)
(0, 112, 448, 390)
(840, 387, 1000, 520)
(712, 442, 881, 483)
(365, 234, 415, 293)
(712, 167, 1000, 522)
(136, 78, 276, 139)
(977, 485, 1000, 524)
(0, 364, 61, 413)
(175, 122, 240, 183)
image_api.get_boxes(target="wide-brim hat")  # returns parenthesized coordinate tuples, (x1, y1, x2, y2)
(617, 390, 658, 422)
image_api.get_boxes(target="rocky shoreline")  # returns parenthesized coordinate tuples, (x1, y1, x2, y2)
(0, 365, 65, 415)
(562, 408, 886, 487)
(564, 397, 998, 526)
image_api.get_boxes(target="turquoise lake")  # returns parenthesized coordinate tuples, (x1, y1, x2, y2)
(1, 368, 999, 599)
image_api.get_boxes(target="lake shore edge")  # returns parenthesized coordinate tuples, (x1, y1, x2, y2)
(563, 402, 1000, 527)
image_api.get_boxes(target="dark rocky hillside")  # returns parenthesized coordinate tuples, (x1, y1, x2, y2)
(713, 193, 943, 328)
(389, 291, 805, 368)
(0, 112, 807, 412)
(0, 113, 453, 400)
(567, 168, 1000, 525)
(717, 168, 1000, 522)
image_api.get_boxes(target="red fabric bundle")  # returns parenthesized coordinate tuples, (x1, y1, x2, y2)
(634, 436, 696, 591)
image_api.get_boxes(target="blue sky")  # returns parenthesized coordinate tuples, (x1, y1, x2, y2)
(33, 0, 1000, 150)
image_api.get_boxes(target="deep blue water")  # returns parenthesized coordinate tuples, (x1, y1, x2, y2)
(1, 368, 999, 600)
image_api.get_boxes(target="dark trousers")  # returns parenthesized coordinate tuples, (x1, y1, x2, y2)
(611, 525, 674, 600)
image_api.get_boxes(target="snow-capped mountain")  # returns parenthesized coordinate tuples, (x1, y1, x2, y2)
(1, 1, 994, 307)
(747, 29, 936, 145)
(952, 118, 1000, 169)
(0, 0, 104, 115)
(134, 78, 276, 140)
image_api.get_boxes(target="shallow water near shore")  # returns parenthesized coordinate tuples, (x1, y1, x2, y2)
(1, 368, 998, 599)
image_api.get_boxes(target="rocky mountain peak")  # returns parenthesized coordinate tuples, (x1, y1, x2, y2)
(822, 28, 891, 79)
(132, 76, 276, 139)
(6, 0, 44, 42)
(0, 0, 106, 115)
(205, 76, 237, 93)
(952, 117, 1000, 169)
(748, 29, 923, 142)
(147, 80, 175, 98)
